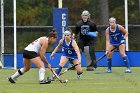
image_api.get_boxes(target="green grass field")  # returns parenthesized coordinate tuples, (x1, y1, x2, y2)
(0, 67, 140, 93)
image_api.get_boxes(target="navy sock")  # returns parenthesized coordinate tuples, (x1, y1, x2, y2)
(55, 65, 62, 75)
(107, 58, 112, 70)
(123, 56, 130, 68)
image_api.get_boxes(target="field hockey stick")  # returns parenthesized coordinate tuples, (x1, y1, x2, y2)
(50, 68, 68, 83)
(95, 43, 123, 63)
(59, 64, 79, 76)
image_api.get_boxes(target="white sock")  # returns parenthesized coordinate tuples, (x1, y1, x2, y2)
(39, 68, 46, 81)
(11, 68, 25, 80)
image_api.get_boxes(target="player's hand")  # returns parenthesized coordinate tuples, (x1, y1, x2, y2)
(96, 31, 98, 36)
(105, 50, 110, 55)
(50, 52, 55, 59)
(77, 60, 81, 64)
(120, 38, 126, 43)
(50, 54, 54, 59)
(87, 32, 97, 37)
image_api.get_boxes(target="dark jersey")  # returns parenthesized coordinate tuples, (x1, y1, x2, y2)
(74, 19, 98, 42)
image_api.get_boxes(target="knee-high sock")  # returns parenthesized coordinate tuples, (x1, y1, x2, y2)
(11, 68, 25, 80)
(39, 68, 46, 81)
(123, 56, 130, 68)
(55, 65, 62, 75)
(107, 58, 112, 70)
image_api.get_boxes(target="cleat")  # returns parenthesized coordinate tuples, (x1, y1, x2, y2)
(47, 76, 56, 81)
(86, 67, 95, 71)
(8, 77, 16, 83)
(62, 79, 68, 83)
(125, 68, 131, 73)
(105, 69, 112, 73)
(39, 79, 51, 84)
(77, 75, 81, 80)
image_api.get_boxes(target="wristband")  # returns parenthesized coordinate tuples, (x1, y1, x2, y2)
(52, 52, 55, 55)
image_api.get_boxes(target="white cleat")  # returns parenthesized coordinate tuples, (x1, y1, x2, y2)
(105, 69, 112, 73)
(125, 68, 131, 73)
(77, 75, 81, 80)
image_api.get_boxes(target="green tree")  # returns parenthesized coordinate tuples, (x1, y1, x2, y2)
(16, 0, 54, 26)
(99, 0, 109, 25)
(4, 0, 55, 26)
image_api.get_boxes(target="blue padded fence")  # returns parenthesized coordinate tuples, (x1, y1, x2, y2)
(3, 51, 140, 68)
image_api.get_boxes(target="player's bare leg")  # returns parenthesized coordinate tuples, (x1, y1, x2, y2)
(73, 60, 83, 79)
(48, 56, 68, 81)
(31, 57, 51, 84)
(8, 58, 30, 83)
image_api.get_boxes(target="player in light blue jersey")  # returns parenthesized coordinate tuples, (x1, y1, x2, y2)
(50, 28, 83, 79)
(105, 17, 131, 73)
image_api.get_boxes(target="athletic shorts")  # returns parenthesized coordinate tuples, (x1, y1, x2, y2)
(111, 42, 126, 47)
(62, 53, 78, 60)
(23, 50, 39, 59)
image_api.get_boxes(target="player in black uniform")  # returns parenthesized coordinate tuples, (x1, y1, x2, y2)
(73, 10, 98, 71)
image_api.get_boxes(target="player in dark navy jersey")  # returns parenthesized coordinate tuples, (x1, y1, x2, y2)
(105, 17, 131, 73)
(50, 28, 83, 79)
(73, 10, 98, 71)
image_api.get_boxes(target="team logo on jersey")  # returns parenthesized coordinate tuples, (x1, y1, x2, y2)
(81, 25, 90, 35)
(62, 47, 73, 54)
(110, 33, 120, 41)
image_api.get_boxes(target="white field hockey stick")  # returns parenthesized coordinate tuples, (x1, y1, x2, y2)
(50, 68, 68, 83)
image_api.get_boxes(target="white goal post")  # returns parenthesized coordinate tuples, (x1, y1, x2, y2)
(1, 0, 4, 68)
(13, 0, 17, 70)
(124, 0, 129, 51)
(0, 0, 17, 69)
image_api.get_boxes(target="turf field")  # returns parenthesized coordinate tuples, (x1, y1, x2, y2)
(0, 67, 140, 93)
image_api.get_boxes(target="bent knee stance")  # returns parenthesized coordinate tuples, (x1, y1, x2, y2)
(11, 68, 25, 80)
(24, 67, 30, 72)
(18, 68, 25, 75)
(77, 68, 83, 75)
(55, 65, 62, 75)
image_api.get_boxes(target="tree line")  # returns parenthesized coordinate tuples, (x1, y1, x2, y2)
(3, 0, 140, 26)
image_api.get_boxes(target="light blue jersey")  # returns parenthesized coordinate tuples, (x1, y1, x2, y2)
(62, 38, 78, 59)
(109, 24, 124, 46)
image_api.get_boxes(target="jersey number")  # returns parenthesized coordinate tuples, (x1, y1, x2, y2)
(113, 36, 118, 41)
(68, 50, 72, 54)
